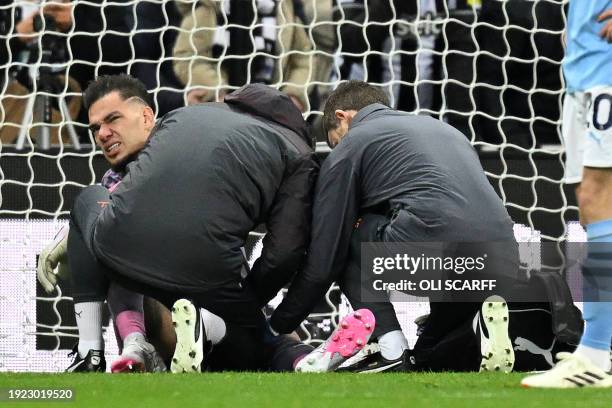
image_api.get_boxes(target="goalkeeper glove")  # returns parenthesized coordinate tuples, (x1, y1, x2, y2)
(37, 225, 70, 293)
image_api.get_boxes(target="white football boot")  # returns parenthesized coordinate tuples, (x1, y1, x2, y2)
(521, 352, 612, 388)
(478, 295, 514, 373)
(170, 299, 212, 373)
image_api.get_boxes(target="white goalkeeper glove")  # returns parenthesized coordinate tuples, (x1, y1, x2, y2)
(37, 225, 70, 293)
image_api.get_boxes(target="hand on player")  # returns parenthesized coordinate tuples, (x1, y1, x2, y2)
(37, 226, 70, 293)
(598, 9, 612, 43)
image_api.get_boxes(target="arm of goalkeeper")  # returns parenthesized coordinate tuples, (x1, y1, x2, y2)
(37, 225, 70, 293)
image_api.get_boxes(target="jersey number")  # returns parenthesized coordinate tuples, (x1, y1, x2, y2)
(592, 93, 612, 131)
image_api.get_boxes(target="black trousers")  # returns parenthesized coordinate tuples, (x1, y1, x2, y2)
(70, 185, 270, 370)
(338, 214, 403, 339)
(68, 217, 112, 303)
(339, 212, 522, 371)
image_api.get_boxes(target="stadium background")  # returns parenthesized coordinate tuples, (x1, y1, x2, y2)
(0, 0, 582, 373)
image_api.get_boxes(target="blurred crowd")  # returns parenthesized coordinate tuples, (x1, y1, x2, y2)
(0, 0, 565, 147)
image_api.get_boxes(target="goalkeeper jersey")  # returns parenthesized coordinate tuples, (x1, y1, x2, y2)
(564, 0, 612, 92)
(92, 84, 318, 296)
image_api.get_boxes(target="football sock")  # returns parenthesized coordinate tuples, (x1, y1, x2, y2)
(123, 331, 146, 345)
(106, 283, 145, 340)
(575, 344, 611, 371)
(378, 330, 409, 360)
(115, 311, 146, 341)
(578, 220, 612, 371)
(74, 301, 105, 357)
(200, 308, 227, 345)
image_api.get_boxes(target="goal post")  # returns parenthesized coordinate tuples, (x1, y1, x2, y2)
(0, 0, 577, 372)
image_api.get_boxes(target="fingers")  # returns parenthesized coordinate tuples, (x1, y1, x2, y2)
(597, 9, 612, 22)
(600, 22, 612, 42)
(598, 9, 612, 42)
(46, 245, 62, 265)
(37, 250, 57, 293)
(57, 262, 71, 281)
(43, 253, 58, 287)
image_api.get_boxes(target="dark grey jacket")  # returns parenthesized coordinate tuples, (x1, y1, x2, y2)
(94, 84, 318, 299)
(270, 103, 515, 333)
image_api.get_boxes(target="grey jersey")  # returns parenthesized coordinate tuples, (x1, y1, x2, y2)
(271, 103, 514, 333)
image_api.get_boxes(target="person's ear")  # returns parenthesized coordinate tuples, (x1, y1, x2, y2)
(143, 106, 155, 132)
(335, 109, 349, 123)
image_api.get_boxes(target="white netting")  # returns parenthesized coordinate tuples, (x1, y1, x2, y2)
(0, 0, 578, 372)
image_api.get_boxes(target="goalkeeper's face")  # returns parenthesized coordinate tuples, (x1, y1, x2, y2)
(88, 91, 155, 168)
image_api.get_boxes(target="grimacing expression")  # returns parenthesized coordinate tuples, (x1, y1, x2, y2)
(88, 92, 154, 167)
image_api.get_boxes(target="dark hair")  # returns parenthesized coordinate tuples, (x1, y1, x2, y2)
(323, 80, 390, 134)
(83, 74, 152, 110)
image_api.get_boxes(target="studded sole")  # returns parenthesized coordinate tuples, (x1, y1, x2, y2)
(170, 299, 203, 373)
(296, 309, 375, 373)
(479, 295, 514, 373)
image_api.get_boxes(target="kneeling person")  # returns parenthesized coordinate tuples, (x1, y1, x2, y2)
(271, 80, 520, 373)
(69, 75, 322, 372)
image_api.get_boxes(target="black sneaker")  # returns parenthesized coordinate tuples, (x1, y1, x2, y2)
(336, 349, 413, 373)
(65, 345, 106, 372)
(170, 299, 213, 373)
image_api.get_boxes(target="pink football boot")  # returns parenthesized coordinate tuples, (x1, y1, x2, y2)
(295, 309, 375, 372)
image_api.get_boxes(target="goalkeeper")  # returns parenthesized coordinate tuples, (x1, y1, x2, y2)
(49, 74, 333, 372)
(37, 102, 167, 373)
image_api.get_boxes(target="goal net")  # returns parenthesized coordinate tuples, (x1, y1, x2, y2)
(0, 0, 578, 372)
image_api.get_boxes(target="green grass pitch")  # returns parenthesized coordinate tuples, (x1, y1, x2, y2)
(1, 372, 610, 408)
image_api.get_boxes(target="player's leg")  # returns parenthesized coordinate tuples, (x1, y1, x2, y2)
(69, 185, 245, 372)
(107, 282, 167, 373)
(68, 187, 168, 372)
(338, 211, 518, 373)
(143, 297, 176, 365)
(265, 333, 314, 372)
(65, 222, 109, 372)
(410, 244, 517, 373)
(522, 89, 612, 388)
(143, 298, 315, 372)
(70, 185, 277, 372)
(172, 278, 318, 372)
(410, 301, 481, 371)
(294, 308, 376, 373)
(574, 166, 612, 371)
(169, 298, 231, 373)
(335, 214, 411, 372)
(69, 222, 166, 373)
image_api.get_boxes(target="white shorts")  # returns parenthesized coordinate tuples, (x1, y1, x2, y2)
(562, 86, 612, 184)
